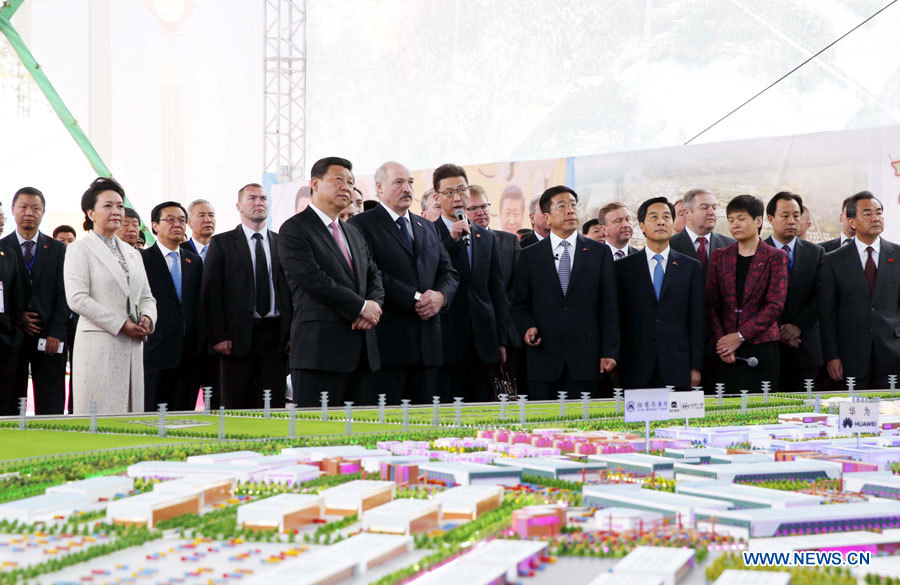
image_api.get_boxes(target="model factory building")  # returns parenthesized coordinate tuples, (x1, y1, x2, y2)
(320, 479, 395, 516)
(237, 493, 324, 532)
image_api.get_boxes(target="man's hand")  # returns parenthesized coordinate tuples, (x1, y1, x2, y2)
(45, 336, 62, 355)
(213, 340, 232, 356)
(499, 345, 507, 365)
(716, 332, 743, 357)
(450, 220, 471, 241)
(827, 358, 843, 381)
(600, 358, 617, 373)
(690, 369, 702, 387)
(22, 311, 42, 336)
(360, 300, 382, 325)
(524, 327, 541, 347)
(351, 316, 374, 330)
(780, 324, 801, 344)
(415, 290, 445, 320)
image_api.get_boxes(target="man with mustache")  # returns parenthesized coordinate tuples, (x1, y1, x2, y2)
(598, 202, 638, 260)
(349, 161, 458, 404)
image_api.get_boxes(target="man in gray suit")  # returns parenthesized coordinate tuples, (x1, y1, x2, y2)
(670, 188, 736, 273)
(819, 191, 900, 389)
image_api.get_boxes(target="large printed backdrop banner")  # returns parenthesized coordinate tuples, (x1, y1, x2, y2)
(269, 125, 900, 242)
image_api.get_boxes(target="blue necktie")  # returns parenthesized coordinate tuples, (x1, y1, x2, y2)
(558, 241, 571, 295)
(782, 244, 793, 270)
(396, 216, 413, 250)
(652, 253, 664, 300)
(200, 244, 208, 262)
(168, 251, 182, 302)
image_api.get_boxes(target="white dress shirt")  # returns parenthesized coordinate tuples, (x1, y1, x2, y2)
(644, 245, 669, 281)
(840, 233, 853, 246)
(156, 241, 180, 272)
(380, 201, 414, 242)
(189, 238, 209, 261)
(606, 241, 629, 260)
(549, 231, 578, 272)
(855, 236, 880, 271)
(684, 226, 712, 258)
(15, 230, 39, 258)
(771, 235, 795, 265)
(240, 223, 279, 318)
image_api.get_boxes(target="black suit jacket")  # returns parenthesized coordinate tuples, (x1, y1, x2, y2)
(765, 236, 824, 366)
(201, 225, 291, 358)
(433, 219, 509, 364)
(278, 206, 383, 372)
(819, 238, 900, 378)
(349, 206, 459, 367)
(519, 233, 541, 248)
(0, 243, 25, 349)
(820, 237, 846, 253)
(669, 230, 736, 269)
(615, 249, 704, 387)
(1, 232, 68, 340)
(512, 235, 619, 382)
(493, 229, 521, 348)
(141, 244, 203, 369)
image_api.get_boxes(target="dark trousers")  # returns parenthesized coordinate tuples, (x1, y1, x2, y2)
(715, 341, 780, 393)
(776, 343, 820, 393)
(144, 341, 199, 412)
(13, 333, 66, 415)
(529, 364, 599, 401)
(365, 363, 438, 405)
(196, 350, 220, 409)
(219, 318, 286, 409)
(505, 345, 528, 398)
(846, 345, 894, 390)
(439, 344, 494, 403)
(292, 346, 371, 407)
(0, 344, 20, 416)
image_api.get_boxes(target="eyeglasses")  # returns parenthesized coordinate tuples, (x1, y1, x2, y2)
(159, 217, 187, 225)
(551, 202, 578, 212)
(466, 203, 491, 213)
(438, 186, 470, 197)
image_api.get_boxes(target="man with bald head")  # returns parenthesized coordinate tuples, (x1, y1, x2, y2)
(349, 161, 459, 404)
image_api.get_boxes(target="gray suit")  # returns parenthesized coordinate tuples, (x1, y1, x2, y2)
(819, 238, 900, 388)
(670, 230, 736, 270)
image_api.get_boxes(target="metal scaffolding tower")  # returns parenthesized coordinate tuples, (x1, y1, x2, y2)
(263, 0, 306, 183)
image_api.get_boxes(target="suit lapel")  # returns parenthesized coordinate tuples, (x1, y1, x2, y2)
(410, 214, 427, 259)
(658, 252, 678, 302)
(86, 231, 129, 296)
(873, 240, 896, 301)
(344, 226, 366, 295)
(675, 231, 699, 260)
(29, 233, 49, 285)
(302, 209, 354, 281)
(232, 225, 254, 276)
(375, 205, 414, 256)
(567, 235, 590, 294)
(740, 242, 770, 306)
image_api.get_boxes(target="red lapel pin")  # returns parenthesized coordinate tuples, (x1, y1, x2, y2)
(43, 245, 49, 249)
(672, 261, 679, 266)
(476, 233, 481, 238)
(186, 258, 192, 264)
(889, 258, 895, 263)
(582, 248, 589, 251)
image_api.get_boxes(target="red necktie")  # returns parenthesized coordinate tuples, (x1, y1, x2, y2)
(330, 221, 354, 270)
(696, 236, 708, 272)
(865, 246, 877, 294)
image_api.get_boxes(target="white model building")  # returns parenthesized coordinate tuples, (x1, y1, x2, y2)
(588, 453, 675, 478)
(418, 461, 522, 486)
(589, 507, 664, 531)
(583, 484, 731, 525)
(362, 455, 429, 474)
(152, 476, 235, 507)
(587, 574, 663, 585)
(493, 457, 606, 480)
(843, 471, 900, 498)
(260, 465, 320, 485)
(236, 493, 324, 532)
(460, 539, 549, 582)
(407, 561, 507, 585)
(713, 569, 791, 585)
(613, 546, 695, 585)
(362, 498, 441, 535)
(320, 479, 395, 516)
(432, 484, 504, 521)
(675, 480, 823, 509)
(106, 490, 202, 528)
(0, 492, 91, 524)
(280, 446, 391, 463)
(185, 451, 261, 464)
(126, 460, 238, 481)
(45, 475, 134, 502)
(673, 459, 841, 483)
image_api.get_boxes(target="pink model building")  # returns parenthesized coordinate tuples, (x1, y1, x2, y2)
(511, 505, 566, 538)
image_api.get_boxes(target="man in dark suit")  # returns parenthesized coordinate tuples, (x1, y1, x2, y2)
(279, 157, 384, 407)
(201, 183, 292, 409)
(141, 202, 203, 412)
(0, 241, 26, 416)
(432, 167, 509, 402)
(518, 195, 549, 248)
(616, 197, 704, 388)
(349, 161, 459, 404)
(820, 191, 900, 389)
(669, 188, 736, 272)
(764, 192, 824, 392)
(512, 185, 619, 399)
(598, 202, 639, 260)
(820, 195, 856, 252)
(2, 187, 68, 415)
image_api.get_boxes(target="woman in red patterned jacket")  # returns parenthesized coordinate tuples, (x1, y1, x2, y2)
(707, 195, 789, 393)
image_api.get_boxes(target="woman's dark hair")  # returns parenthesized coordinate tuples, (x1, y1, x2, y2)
(81, 177, 126, 231)
(726, 194, 765, 234)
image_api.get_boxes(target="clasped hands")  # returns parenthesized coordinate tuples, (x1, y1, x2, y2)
(415, 290, 445, 321)
(351, 300, 383, 330)
(121, 316, 152, 341)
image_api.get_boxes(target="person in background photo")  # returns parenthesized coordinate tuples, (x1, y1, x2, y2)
(419, 188, 442, 222)
(706, 194, 788, 393)
(53, 225, 76, 246)
(117, 207, 142, 247)
(53, 224, 77, 411)
(63, 177, 157, 414)
(498, 185, 525, 234)
(295, 186, 312, 214)
(581, 218, 603, 242)
(821, 196, 856, 252)
(516, 228, 534, 242)
(352, 186, 364, 210)
(183, 199, 216, 262)
(673, 199, 687, 234)
(797, 206, 812, 240)
(340, 200, 359, 222)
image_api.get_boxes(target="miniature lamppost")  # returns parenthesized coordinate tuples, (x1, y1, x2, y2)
(157, 403, 168, 437)
(581, 392, 591, 422)
(890, 375, 898, 397)
(454, 397, 463, 428)
(377, 394, 387, 425)
(344, 402, 353, 435)
(320, 391, 329, 421)
(558, 391, 567, 419)
(846, 377, 856, 401)
(401, 399, 411, 432)
(263, 389, 272, 419)
(804, 379, 814, 401)
(498, 394, 509, 420)
(218, 406, 225, 440)
(18, 397, 27, 430)
(613, 388, 623, 415)
(203, 387, 213, 415)
(89, 401, 99, 433)
(715, 383, 725, 406)
(287, 403, 296, 439)
(761, 381, 771, 404)
(739, 390, 748, 415)
(814, 395, 821, 414)
(432, 396, 441, 427)
(518, 395, 528, 425)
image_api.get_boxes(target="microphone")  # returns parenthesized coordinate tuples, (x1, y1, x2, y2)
(454, 208, 471, 246)
(735, 356, 759, 367)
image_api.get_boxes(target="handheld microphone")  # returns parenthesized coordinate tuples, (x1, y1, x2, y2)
(735, 356, 759, 368)
(454, 208, 471, 246)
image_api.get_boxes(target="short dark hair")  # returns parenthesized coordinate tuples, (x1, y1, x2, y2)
(539, 185, 578, 214)
(517, 228, 534, 238)
(581, 218, 600, 234)
(841, 195, 855, 213)
(363, 199, 378, 211)
(12, 186, 45, 209)
(151, 201, 187, 224)
(845, 191, 881, 218)
(352, 186, 363, 196)
(766, 191, 803, 217)
(310, 157, 352, 180)
(81, 177, 126, 231)
(123, 207, 141, 224)
(597, 202, 626, 225)
(52, 225, 77, 238)
(637, 197, 675, 223)
(238, 183, 264, 201)
(726, 194, 765, 234)
(137, 231, 146, 245)
(432, 163, 468, 192)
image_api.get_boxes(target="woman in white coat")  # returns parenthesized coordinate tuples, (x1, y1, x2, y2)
(64, 178, 156, 414)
